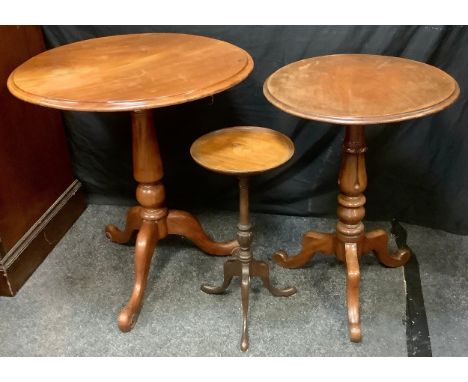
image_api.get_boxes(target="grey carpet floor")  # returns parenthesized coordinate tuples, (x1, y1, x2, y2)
(408, 225, 468, 356)
(0, 205, 409, 356)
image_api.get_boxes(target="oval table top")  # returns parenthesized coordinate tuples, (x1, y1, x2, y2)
(264, 54, 459, 125)
(7, 33, 254, 112)
(190, 126, 294, 175)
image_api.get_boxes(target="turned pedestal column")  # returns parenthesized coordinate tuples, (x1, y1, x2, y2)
(274, 125, 411, 341)
(106, 110, 239, 331)
(190, 126, 297, 352)
(263, 53, 460, 342)
(7, 33, 254, 332)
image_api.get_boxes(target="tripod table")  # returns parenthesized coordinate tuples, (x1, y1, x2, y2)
(7, 33, 254, 332)
(190, 126, 297, 351)
(263, 54, 459, 342)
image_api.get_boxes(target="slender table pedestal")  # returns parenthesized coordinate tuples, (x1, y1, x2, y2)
(190, 126, 297, 351)
(264, 54, 460, 342)
(7, 33, 254, 332)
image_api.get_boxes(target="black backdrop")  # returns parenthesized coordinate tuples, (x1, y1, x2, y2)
(42, 26, 468, 234)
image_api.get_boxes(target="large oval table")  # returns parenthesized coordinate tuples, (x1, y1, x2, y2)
(264, 54, 459, 342)
(8, 33, 254, 332)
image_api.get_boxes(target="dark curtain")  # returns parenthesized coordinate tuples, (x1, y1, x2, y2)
(41, 26, 468, 234)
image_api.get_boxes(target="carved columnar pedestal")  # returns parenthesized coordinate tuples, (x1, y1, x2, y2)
(106, 110, 239, 331)
(264, 54, 460, 342)
(274, 125, 411, 341)
(7, 33, 254, 331)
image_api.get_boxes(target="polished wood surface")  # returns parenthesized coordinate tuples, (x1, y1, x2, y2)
(265, 54, 459, 342)
(7, 33, 254, 112)
(7, 33, 250, 331)
(0, 183, 86, 297)
(190, 126, 294, 175)
(274, 125, 410, 342)
(194, 144, 296, 351)
(0, 26, 86, 296)
(1, 26, 77, 252)
(105, 110, 238, 332)
(264, 54, 459, 125)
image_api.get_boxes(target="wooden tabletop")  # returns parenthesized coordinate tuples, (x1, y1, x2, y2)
(264, 54, 459, 125)
(190, 126, 294, 175)
(7, 33, 254, 112)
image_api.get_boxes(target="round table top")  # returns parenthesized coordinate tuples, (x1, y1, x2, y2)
(264, 54, 459, 125)
(7, 33, 254, 112)
(190, 126, 294, 175)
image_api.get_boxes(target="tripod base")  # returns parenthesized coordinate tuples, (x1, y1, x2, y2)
(201, 257, 296, 352)
(273, 230, 411, 342)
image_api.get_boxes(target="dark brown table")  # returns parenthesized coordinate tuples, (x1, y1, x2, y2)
(264, 54, 459, 342)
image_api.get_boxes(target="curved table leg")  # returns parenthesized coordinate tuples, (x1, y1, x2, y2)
(167, 209, 238, 256)
(273, 231, 335, 268)
(118, 220, 158, 332)
(364, 229, 411, 267)
(251, 260, 297, 297)
(344, 242, 361, 342)
(105, 206, 143, 244)
(240, 262, 251, 352)
(201, 259, 241, 294)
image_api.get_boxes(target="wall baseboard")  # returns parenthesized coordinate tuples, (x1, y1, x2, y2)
(0, 180, 87, 296)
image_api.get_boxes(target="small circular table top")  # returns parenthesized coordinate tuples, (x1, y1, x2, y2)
(7, 33, 254, 112)
(190, 126, 294, 175)
(264, 54, 459, 125)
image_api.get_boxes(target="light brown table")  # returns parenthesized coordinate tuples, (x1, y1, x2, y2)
(8, 33, 254, 332)
(191, 126, 297, 351)
(264, 54, 459, 342)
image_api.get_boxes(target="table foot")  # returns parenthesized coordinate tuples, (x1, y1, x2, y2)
(344, 243, 362, 342)
(273, 228, 409, 343)
(113, 110, 241, 333)
(202, 256, 296, 351)
(240, 263, 250, 352)
(364, 229, 411, 267)
(251, 260, 297, 297)
(273, 231, 335, 268)
(166, 209, 238, 256)
(109, 206, 238, 332)
(201, 259, 240, 294)
(105, 206, 143, 244)
(118, 220, 159, 332)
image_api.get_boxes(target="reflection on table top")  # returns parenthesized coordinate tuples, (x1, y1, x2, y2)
(8, 33, 254, 112)
(264, 54, 459, 125)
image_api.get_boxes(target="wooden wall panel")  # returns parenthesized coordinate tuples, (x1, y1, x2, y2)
(0, 26, 86, 295)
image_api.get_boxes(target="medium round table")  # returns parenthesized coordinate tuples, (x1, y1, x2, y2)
(8, 33, 254, 332)
(263, 54, 459, 342)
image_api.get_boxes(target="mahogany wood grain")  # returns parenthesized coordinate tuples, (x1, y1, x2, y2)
(266, 54, 458, 342)
(0, 26, 76, 252)
(166, 210, 238, 256)
(105, 110, 238, 332)
(274, 125, 412, 342)
(8, 33, 254, 112)
(193, 127, 296, 351)
(264, 54, 459, 125)
(8, 33, 252, 331)
(0, 26, 86, 296)
(190, 126, 294, 175)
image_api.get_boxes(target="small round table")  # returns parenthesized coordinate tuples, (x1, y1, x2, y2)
(8, 33, 254, 332)
(263, 54, 459, 342)
(190, 126, 297, 352)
